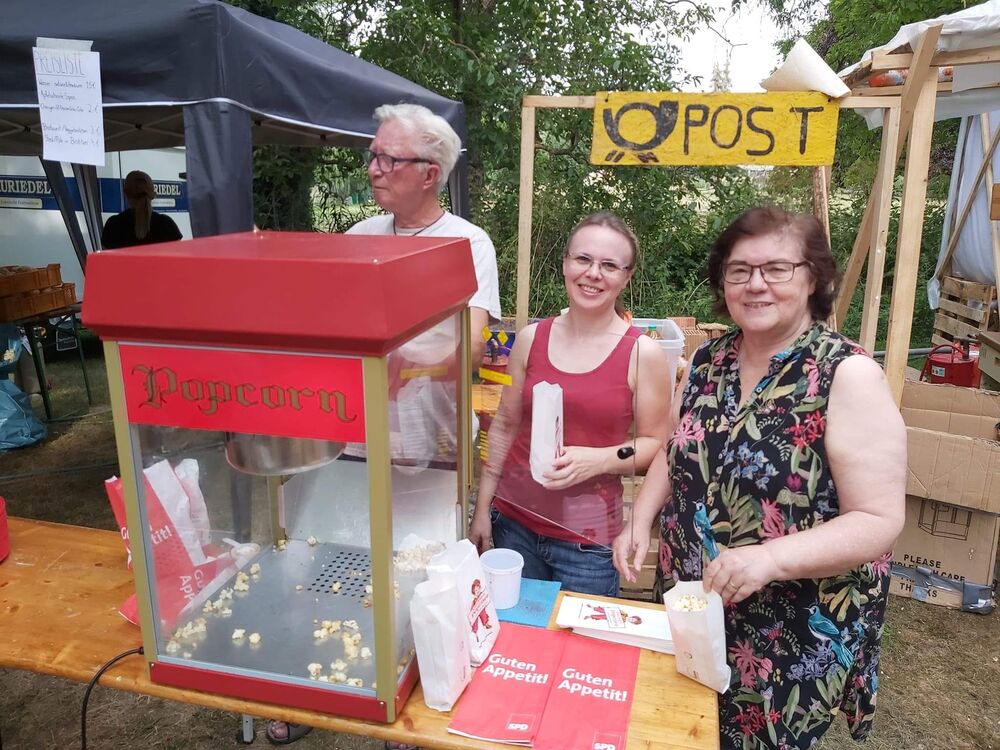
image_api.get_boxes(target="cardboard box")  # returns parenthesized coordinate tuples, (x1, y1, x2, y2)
(899, 380, 1000, 513)
(893, 381, 1000, 609)
(889, 495, 1000, 609)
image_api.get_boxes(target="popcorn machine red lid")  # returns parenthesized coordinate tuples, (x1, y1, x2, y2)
(82, 231, 476, 354)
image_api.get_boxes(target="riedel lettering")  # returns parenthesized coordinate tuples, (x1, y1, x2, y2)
(129, 364, 357, 423)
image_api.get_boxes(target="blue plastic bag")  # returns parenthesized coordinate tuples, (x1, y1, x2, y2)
(0, 379, 45, 450)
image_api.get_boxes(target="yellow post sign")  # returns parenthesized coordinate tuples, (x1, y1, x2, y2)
(591, 91, 839, 167)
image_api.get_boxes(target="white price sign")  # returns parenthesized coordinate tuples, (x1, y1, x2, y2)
(33, 45, 105, 165)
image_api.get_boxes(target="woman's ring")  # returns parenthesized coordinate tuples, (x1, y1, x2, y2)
(726, 581, 739, 590)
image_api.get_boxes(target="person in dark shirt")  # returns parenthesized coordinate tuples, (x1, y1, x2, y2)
(101, 170, 183, 249)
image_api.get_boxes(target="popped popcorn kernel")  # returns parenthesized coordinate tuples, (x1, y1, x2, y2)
(672, 594, 708, 612)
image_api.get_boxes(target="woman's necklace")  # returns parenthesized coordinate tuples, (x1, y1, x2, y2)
(392, 211, 446, 236)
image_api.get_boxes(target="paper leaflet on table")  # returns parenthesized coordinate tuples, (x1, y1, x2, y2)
(448, 623, 568, 744)
(556, 594, 673, 654)
(532, 635, 640, 750)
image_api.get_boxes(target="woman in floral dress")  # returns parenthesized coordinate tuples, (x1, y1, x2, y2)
(613, 207, 906, 749)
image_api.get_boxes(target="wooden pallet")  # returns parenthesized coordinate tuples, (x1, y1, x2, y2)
(932, 276, 997, 348)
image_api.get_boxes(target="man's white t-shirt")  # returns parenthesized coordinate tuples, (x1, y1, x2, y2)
(347, 212, 501, 321)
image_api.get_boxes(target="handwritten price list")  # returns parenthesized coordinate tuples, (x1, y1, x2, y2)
(33, 47, 105, 165)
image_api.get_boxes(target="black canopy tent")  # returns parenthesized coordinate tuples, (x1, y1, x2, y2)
(0, 0, 470, 272)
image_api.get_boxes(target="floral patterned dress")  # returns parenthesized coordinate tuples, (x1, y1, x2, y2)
(656, 323, 892, 750)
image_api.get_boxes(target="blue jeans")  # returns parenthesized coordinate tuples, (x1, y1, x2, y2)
(491, 509, 619, 597)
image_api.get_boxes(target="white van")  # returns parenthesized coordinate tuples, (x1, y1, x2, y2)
(0, 148, 191, 297)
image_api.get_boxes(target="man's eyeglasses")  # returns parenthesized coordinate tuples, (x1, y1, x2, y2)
(722, 261, 810, 284)
(363, 148, 431, 172)
(565, 253, 631, 277)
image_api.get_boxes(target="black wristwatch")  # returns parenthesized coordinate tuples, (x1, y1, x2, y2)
(616, 445, 636, 460)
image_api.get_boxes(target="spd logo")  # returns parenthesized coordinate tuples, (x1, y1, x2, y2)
(593, 731, 622, 750)
(506, 714, 535, 733)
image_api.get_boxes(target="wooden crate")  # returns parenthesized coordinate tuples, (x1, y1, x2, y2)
(932, 276, 997, 347)
(0, 264, 61, 297)
(0, 283, 77, 322)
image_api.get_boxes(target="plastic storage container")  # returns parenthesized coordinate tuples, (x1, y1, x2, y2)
(631, 318, 685, 385)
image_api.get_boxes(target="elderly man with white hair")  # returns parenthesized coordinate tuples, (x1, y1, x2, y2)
(348, 103, 501, 365)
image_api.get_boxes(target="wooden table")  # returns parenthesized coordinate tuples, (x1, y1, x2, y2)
(0, 518, 718, 749)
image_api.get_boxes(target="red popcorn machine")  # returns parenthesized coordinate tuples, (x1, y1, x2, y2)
(83, 231, 475, 722)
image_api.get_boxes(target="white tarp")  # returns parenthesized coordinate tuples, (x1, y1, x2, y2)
(841, 1, 1000, 128)
(929, 112, 1000, 308)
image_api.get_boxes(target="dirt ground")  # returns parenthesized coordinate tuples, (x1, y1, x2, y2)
(1, 348, 998, 749)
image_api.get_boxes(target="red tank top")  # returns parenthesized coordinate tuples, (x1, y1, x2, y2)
(493, 317, 641, 545)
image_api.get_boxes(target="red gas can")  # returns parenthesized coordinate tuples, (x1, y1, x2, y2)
(921, 343, 981, 387)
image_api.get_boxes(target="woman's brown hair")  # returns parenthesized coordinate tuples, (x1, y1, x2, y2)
(707, 206, 839, 320)
(123, 170, 156, 240)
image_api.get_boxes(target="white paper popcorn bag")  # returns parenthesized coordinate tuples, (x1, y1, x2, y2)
(529, 381, 563, 485)
(427, 539, 500, 666)
(411, 574, 472, 711)
(663, 581, 732, 693)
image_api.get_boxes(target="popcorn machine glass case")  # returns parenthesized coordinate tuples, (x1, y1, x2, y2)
(82, 232, 476, 722)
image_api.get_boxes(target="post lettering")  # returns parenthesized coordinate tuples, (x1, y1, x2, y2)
(745, 106, 775, 156)
(683, 104, 710, 155)
(709, 105, 742, 149)
(790, 106, 824, 155)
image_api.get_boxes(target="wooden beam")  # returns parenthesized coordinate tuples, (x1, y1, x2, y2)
(521, 95, 595, 109)
(850, 81, 953, 97)
(515, 103, 537, 329)
(871, 45, 1000, 72)
(933, 119, 1000, 282)
(858, 104, 900, 353)
(991, 183, 1000, 220)
(841, 95, 902, 110)
(835, 25, 943, 326)
(812, 165, 831, 242)
(883, 26, 941, 404)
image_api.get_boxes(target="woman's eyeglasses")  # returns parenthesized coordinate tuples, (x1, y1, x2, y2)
(362, 149, 431, 172)
(722, 261, 810, 284)
(564, 253, 631, 277)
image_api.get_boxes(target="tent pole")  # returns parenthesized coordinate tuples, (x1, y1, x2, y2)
(515, 101, 536, 330)
(39, 158, 89, 273)
(883, 26, 941, 404)
(858, 104, 901, 353)
(72, 163, 103, 252)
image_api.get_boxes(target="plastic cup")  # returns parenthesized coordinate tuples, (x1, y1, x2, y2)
(480, 547, 524, 609)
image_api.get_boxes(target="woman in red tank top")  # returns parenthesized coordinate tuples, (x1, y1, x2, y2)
(469, 213, 672, 596)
